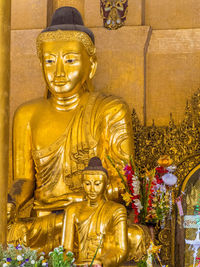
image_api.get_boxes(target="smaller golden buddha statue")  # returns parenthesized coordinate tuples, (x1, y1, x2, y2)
(62, 157, 128, 267)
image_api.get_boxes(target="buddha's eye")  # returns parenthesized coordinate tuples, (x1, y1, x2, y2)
(94, 182, 102, 186)
(65, 59, 76, 64)
(84, 182, 91, 186)
(45, 59, 55, 64)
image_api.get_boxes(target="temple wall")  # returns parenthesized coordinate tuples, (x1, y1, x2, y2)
(9, 1, 47, 186)
(9, 0, 200, 182)
(93, 26, 150, 124)
(146, 29, 200, 125)
(145, 0, 200, 30)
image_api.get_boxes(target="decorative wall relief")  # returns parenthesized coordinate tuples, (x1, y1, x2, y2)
(132, 88, 200, 266)
(100, 0, 128, 30)
(132, 89, 200, 187)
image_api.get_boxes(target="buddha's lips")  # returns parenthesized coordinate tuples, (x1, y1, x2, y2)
(52, 81, 69, 86)
(88, 193, 97, 198)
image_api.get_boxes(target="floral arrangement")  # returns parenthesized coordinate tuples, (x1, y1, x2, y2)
(0, 244, 75, 267)
(107, 155, 177, 226)
(141, 156, 177, 225)
(49, 247, 75, 267)
(107, 156, 142, 223)
(140, 166, 170, 225)
(123, 162, 142, 223)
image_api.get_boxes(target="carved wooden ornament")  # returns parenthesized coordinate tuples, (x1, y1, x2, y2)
(100, 0, 128, 30)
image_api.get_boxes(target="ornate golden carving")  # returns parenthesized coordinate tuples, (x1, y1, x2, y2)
(158, 227, 171, 262)
(132, 88, 200, 265)
(36, 30, 96, 59)
(100, 0, 128, 30)
(133, 89, 200, 187)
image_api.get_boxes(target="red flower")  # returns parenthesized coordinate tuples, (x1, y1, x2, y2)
(147, 206, 152, 212)
(156, 178, 164, 185)
(134, 217, 139, 223)
(131, 195, 139, 200)
(156, 166, 168, 175)
(150, 188, 155, 193)
(149, 193, 154, 199)
(132, 202, 137, 209)
(124, 164, 135, 177)
(135, 209, 139, 216)
(151, 180, 156, 186)
(124, 165, 132, 171)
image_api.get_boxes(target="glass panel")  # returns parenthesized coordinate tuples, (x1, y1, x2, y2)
(184, 177, 200, 267)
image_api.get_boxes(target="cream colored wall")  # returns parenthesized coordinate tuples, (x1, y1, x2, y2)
(10, 0, 200, 133)
(10, 0, 46, 120)
(145, 0, 200, 30)
(9, 0, 47, 186)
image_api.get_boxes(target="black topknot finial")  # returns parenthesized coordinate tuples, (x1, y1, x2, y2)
(50, 6, 84, 27)
(42, 6, 95, 44)
(88, 157, 103, 167)
(84, 157, 108, 176)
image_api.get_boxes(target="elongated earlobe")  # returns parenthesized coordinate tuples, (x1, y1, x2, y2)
(89, 56, 97, 79)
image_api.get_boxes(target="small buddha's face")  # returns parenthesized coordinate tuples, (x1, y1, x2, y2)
(42, 40, 92, 97)
(83, 173, 107, 201)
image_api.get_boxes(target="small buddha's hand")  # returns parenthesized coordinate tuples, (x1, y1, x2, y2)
(65, 192, 85, 202)
(99, 257, 112, 267)
(98, 252, 116, 267)
(7, 202, 16, 224)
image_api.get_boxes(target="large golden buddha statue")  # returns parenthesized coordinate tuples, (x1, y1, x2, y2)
(7, 6, 149, 260)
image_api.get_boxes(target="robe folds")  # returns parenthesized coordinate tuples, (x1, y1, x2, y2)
(8, 91, 134, 252)
(32, 92, 134, 207)
(62, 199, 128, 265)
(8, 92, 150, 260)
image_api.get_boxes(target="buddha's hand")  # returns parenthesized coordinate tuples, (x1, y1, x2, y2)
(98, 253, 115, 267)
(7, 202, 16, 224)
(65, 192, 85, 202)
(99, 258, 112, 267)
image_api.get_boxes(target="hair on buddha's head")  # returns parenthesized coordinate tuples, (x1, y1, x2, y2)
(83, 157, 108, 177)
(45, 6, 95, 44)
(82, 157, 109, 184)
(36, 6, 96, 59)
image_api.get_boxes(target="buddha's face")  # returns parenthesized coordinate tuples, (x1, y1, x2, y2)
(42, 40, 92, 97)
(83, 173, 107, 201)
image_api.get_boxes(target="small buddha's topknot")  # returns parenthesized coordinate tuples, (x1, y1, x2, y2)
(83, 157, 108, 176)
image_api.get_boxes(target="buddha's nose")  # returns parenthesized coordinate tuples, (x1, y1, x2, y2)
(55, 56, 65, 78)
(90, 184, 95, 192)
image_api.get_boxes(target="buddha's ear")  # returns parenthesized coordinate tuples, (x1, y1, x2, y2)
(89, 55, 97, 79)
(106, 179, 110, 189)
